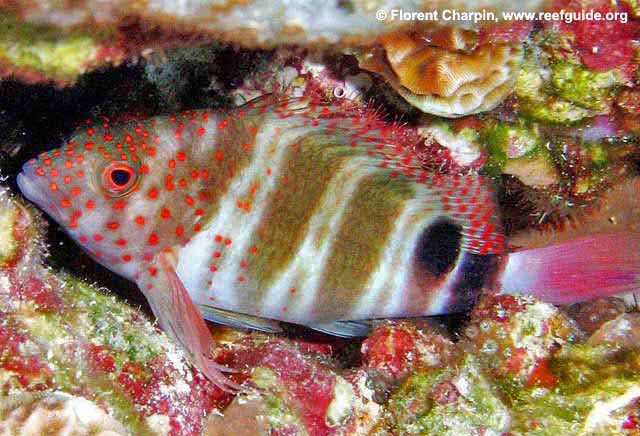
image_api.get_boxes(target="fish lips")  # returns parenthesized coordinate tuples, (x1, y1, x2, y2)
(17, 163, 61, 219)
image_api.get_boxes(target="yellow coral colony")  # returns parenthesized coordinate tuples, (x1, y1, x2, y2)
(358, 26, 523, 118)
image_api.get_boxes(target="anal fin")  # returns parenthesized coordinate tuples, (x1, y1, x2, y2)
(137, 250, 241, 392)
(308, 320, 372, 338)
(198, 304, 282, 333)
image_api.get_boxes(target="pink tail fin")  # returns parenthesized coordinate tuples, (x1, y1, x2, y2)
(500, 232, 640, 305)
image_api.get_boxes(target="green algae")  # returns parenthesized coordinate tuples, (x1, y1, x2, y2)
(0, 12, 100, 81)
(479, 120, 555, 185)
(252, 367, 306, 433)
(61, 276, 160, 366)
(515, 55, 602, 124)
(549, 62, 620, 111)
(515, 36, 624, 125)
(385, 343, 640, 435)
(509, 344, 640, 435)
(387, 357, 510, 435)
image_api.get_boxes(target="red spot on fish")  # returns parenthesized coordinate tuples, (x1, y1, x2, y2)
(106, 222, 120, 230)
(213, 251, 221, 258)
(238, 276, 245, 283)
(135, 215, 145, 225)
(70, 187, 81, 196)
(177, 151, 186, 161)
(209, 265, 218, 272)
(148, 233, 159, 245)
(49, 182, 58, 192)
(85, 199, 95, 209)
(87, 128, 95, 136)
(93, 234, 103, 241)
(148, 188, 159, 199)
(215, 151, 223, 161)
(185, 196, 195, 206)
(175, 225, 184, 237)
(104, 133, 113, 141)
(122, 254, 132, 262)
(116, 238, 127, 246)
(160, 208, 171, 219)
(140, 164, 150, 174)
(195, 208, 205, 216)
(169, 159, 176, 169)
(197, 127, 205, 136)
(63, 175, 72, 184)
(250, 245, 258, 254)
(194, 223, 202, 232)
(224, 238, 232, 246)
(36, 167, 45, 176)
(60, 198, 71, 208)
(43, 157, 52, 167)
(113, 199, 126, 209)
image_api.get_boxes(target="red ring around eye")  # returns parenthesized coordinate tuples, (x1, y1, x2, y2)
(102, 162, 138, 196)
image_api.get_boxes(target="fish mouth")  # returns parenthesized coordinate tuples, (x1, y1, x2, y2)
(17, 164, 50, 212)
(17, 173, 45, 206)
(18, 162, 65, 222)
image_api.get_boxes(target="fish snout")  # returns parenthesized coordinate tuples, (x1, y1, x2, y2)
(17, 161, 50, 211)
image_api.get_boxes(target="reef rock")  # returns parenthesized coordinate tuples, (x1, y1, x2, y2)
(0, 392, 128, 436)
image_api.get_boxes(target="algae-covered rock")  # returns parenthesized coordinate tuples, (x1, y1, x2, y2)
(386, 356, 511, 435)
(479, 119, 560, 187)
(419, 120, 484, 167)
(549, 61, 621, 112)
(511, 343, 640, 435)
(213, 337, 383, 435)
(515, 54, 607, 124)
(0, 12, 123, 85)
(0, 189, 228, 436)
(463, 294, 582, 389)
(515, 21, 632, 124)
(361, 320, 457, 395)
(1, 0, 549, 49)
(0, 392, 128, 436)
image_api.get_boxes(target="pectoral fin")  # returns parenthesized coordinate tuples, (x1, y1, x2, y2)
(137, 250, 241, 392)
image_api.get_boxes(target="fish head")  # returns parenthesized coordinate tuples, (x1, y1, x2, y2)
(17, 121, 207, 279)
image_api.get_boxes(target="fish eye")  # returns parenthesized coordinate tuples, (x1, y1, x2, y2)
(102, 162, 138, 196)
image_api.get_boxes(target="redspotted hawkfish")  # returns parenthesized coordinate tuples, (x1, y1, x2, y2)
(18, 96, 640, 390)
